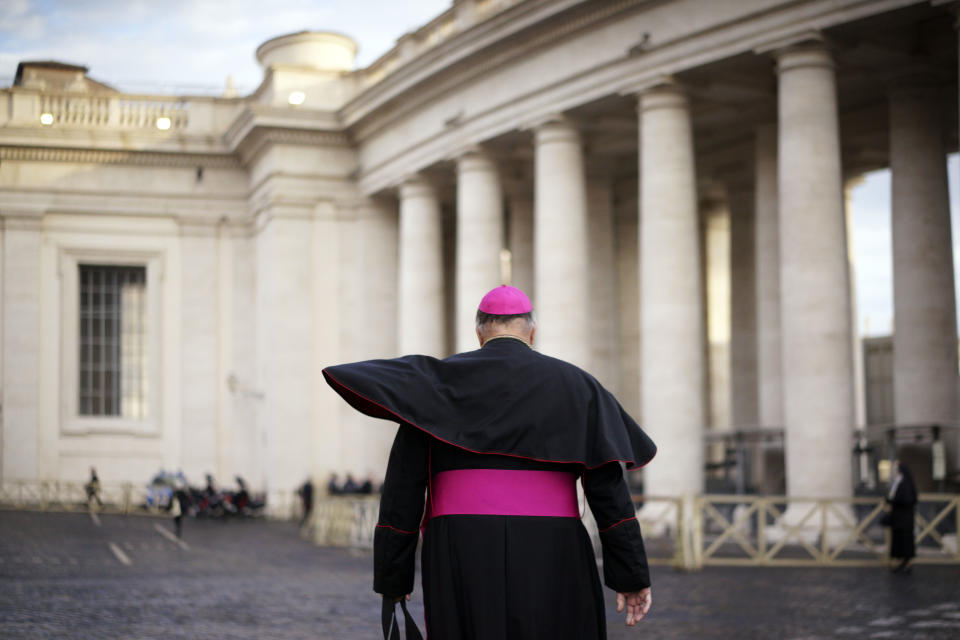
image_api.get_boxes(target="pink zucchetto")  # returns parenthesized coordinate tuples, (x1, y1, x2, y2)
(478, 285, 533, 315)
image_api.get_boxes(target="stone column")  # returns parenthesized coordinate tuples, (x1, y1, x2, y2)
(398, 176, 446, 357)
(775, 40, 854, 500)
(587, 178, 619, 390)
(754, 123, 783, 431)
(729, 182, 759, 428)
(638, 83, 706, 499)
(348, 199, 400, 475)
(2, 223, 41, 482)
(455, 149, 504, 353)
(614, 182, 641, 419)
(508, 192, 534, 297)
(753, 124, 784, 493)
(890, 85, 958, 433)
(533, 117, 589, 368)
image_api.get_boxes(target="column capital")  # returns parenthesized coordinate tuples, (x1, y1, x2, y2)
(531, 114, 581, 146)
(635, 79, 689, 114)
(753, 29, 829, 57)
(620, 74, 686, 100)
(773, 43, 836, 76)
(398, 174, 437, 200)
(754, 31, 837, 77)
(454, 145, 498, 174)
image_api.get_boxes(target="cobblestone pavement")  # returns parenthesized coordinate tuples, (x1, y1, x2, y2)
(1, 511, 959, 639)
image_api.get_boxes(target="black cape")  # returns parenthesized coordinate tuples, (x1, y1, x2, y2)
(322, 336, 656, 470)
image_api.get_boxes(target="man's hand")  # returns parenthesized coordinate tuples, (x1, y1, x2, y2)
(616, 588, 652, 626)
(394, 594, 411, 603)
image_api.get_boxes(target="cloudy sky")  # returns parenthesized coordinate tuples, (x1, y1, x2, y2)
(1, 0, 958, 338)
(0, 0, 452, 92)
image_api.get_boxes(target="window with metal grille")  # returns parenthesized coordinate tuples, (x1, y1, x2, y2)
(78, 265, 148, 418)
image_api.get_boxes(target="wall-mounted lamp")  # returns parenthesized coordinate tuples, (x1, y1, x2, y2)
(156, 116, 172, 130)
(39, 112, 54, 125)
(288, 91, 306, 106)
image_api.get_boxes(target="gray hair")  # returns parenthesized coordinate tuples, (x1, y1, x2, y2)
(475, 309, 536, 333)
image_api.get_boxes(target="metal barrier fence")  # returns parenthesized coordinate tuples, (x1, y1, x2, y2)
(692, 494, 960, 568)
(0, 480, 299, 520)
(7, 482, 957, 570)
(306, 497, 380, 547)
(631, 495, 689, 568)
(0, 480, 154, 515)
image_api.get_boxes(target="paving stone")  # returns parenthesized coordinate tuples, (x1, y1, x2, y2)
(1, 511, 958, 639)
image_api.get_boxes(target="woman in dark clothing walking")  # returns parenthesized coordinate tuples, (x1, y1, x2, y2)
(886, 460, 917, 573)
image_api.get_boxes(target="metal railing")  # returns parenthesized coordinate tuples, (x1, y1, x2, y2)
(692, 494, 960, 568)
(306, 497, 380, 547)
(0, 480, 299, 520)
(7, 482, 957, 570)
(631, 495, 689, 568)
(0, 480, 153, 515)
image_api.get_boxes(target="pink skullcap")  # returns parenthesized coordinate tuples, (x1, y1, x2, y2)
(478, 285, 533, 315)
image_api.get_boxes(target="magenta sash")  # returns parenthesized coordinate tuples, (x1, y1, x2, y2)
(430, 469, 579, 518)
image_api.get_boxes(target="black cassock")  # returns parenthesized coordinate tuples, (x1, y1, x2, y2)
(323, 336, 657, 640)
(887, 467, 917, 561)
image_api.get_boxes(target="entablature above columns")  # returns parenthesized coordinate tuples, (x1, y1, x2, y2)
(353, 0, 922, 196)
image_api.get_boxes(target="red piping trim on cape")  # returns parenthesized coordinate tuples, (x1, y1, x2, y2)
(599, 516, 637, 533)
(376, 523, 417, 535)
(322, 369, 655, 471)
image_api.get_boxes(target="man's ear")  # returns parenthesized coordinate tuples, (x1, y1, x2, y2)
(529, 325, 536, 345)
(476, 327, 484, 347)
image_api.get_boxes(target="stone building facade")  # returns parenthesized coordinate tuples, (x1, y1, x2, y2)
(0, 0, 958, 507)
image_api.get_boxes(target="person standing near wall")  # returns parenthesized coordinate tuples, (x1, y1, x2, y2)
(298, 477, 314, 527)
(886, 460, 917, 574)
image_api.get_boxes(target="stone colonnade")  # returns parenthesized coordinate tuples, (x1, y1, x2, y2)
(382, 34, 957, 500)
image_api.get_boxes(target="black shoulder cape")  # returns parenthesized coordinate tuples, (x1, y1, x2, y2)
(322, 337, 656, 470)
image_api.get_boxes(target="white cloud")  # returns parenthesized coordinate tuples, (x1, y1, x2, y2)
(0, 0, 47, 39)
(0, 0, 451, 92)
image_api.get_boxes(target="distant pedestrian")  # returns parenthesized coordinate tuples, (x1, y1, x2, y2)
(327, 473, 341, 496)
(359, 474, 374, 495)
(85, 467, 102, 508)
(886, 459, 917, 574)
(342, 473, 359, 494)
(169, 487, 186, 538)
(298, 477, 314, 527)
(234, 476, 251, 512)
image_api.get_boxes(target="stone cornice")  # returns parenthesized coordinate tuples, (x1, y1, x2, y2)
(355, 0, 922, 194)
(223, 104, 352, 168)
(345, 0, 654, 136)
(223, 105, 346, 149)
(232, 125, 352, 167)
(0, 144, 242, 169)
